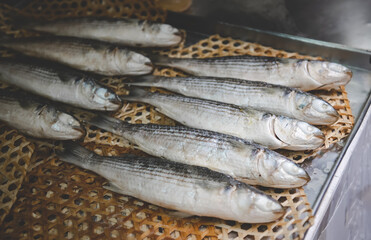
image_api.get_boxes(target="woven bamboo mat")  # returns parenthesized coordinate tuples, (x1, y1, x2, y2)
(0, 0, 354, 239)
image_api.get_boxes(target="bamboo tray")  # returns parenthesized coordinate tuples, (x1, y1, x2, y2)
(0, 1, 353, 239)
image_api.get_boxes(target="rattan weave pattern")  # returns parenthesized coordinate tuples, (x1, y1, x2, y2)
(0, 1, 354, 239)
(0, 124, 34, 226)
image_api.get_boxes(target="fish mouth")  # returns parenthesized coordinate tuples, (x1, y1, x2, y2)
(299, 173, 311, 182)
(314, 130, 325, 140)
(346, 70, 353, 78)
(174, 30, 182, 37)
(272, 207, 286, 215)
(73, 125, 86, 136)
(306, 61, 352, 90)
(145, 61, 154, 68)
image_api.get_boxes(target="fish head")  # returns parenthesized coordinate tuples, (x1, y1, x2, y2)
(273, 116, 324, 150)
(228, 183, 284, 223)
(153, 23, 183, 46)
(81, 78, 122, 111)
(121, 50, 153, 75)
(39, 105, 84, 140)
(254, 149, 310, 188)
(142, 21, 182, 46)
(294, 93, 339, 125)
(305, 60, 352, 90)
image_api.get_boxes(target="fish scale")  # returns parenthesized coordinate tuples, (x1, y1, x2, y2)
(126, 76, 340, 125)
(0, 58, 121, 111)
(58, 143, 285, 223)
(0, 89, 83, 140)
(0, 36, 153, 76)
(88, 114, 310, 188)
(23, 17, 182, 47)
(150, 55, 351, 91)
(121, 88, 324, 150)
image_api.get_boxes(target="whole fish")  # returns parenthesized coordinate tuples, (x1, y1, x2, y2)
(150, 55, 352, 91)
(122, 88, 324, 150)
(0, 36, 153, 76)
(0, 90, 84, 140)
(23, 17, 182, 47)
(0, 58, 121, 111)
(58, 142, 284, 223)
(125, 76, 339, 125)
(87, 115, 310, 188)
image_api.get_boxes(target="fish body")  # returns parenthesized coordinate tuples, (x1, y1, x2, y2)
(0, 58, 121, 111)
(0, 37, 153, 76)
(24, 17, 182, 47)
(126, 76, 339, 125)
(151, 55, 352, 91)
(58, 143, 284, 223)
(122, 88, 324, 150)
(0, 90, 83, 139)
(88, 115, 310, 188)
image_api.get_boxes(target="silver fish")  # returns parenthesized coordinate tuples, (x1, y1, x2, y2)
(58, 142, 284, 223)
(24, 17, 182, 47)
(125, 76, 339, 125)
(0, 37, 153, 76)
(0, 58, 121, 111)
(122, 88, 324, 150)
(0, 90, 84, 140)
(150, 55, 352, 91)
(88, 115, 310, 188)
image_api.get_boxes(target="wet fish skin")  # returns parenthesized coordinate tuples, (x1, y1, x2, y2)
(0, 58, 121, 111)
(150, 55, 352, 91)
(122, 88, 324, 150)
(0, 90, 84, 140)
(87, 115, 310, 188)
(58, 142, 284, 223)
(126, 76, 339, 125)
(0, 36, 153, 76)
(24, 17, 182, 47)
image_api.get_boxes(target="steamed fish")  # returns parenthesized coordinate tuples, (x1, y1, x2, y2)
(0, 37, 153, 76)
(24, 17, 182, 47)
(58, 142, 284, 223)
(0, 58, 121, 111)
(87, 115, 310, 188)
(150, 55, 352, 91)
(125, 76, 339, 125)
(122, 88, 324, 150)
(0, 89, 83, 139)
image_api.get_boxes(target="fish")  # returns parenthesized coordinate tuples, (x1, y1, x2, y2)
(0, 89, 84, 140)
(23, 17, 182, 47)
(125, 76, 340, 125)
(0, 36, 153, 76)
(58, 142, 285, 223)
(149, 55, 352, 91)
(87, 114, 310, 188)
(122, 88, 324, 150)
(0, 57, 121, 111)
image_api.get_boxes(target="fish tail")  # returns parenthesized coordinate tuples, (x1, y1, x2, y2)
(87, 114, 126, 133)
(121, 87, 152, 102)
(58, 142, 95, 168)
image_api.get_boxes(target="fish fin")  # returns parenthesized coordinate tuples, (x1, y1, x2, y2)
(87, 114, 126, 133)
(167, 210, 194, 219)
(57, 142, 95, 168)
(121, 87, 152, 102)
(103, 182, 126, 195)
